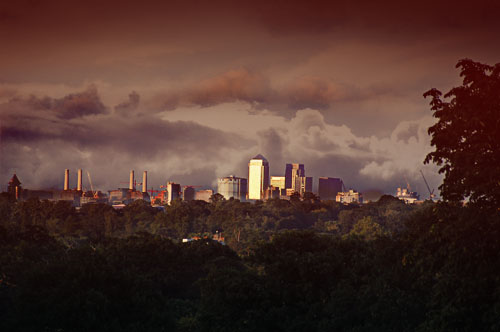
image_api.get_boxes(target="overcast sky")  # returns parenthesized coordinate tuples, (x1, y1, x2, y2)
(1, 0, 499, 197)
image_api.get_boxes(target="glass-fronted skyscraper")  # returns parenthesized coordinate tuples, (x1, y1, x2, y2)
(248, 154, 269, 200)
(218, 176, 248, 201)
(318, 177, 344, 200)
(285, 163, 305, 190)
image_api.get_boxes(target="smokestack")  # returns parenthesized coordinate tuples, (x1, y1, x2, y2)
(130, 170, 135, 190)
(77, 169, 82, 191)
(64, 169, 69, 191)
(142, 171, 147, 193)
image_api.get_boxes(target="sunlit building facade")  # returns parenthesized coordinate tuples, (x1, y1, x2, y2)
(285, 163, 305, 190)
(167, 182, 181, 204)
(284, 163, 311, 197)
(218, 176, 247, 200)
(297, 176, 313, 196)
(270, 176, 286, 196)
(336, 189, 363, 204)
(195, 189, 213, 202)
(248, 154, 269, 200)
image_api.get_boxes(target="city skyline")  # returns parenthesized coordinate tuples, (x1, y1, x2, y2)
(2, 1, 499, 196)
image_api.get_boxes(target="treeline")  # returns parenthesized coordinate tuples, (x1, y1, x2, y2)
(1, 193, 500, 331)
(0, 193, 417, 253)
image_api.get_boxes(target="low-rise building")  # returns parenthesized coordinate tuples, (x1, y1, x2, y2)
(336, 189, 363, 204)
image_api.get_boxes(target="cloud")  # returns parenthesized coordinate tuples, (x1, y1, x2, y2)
(52, 86, 107, 119)
(166, 106, 442, 195)
(114, 91, 140, 114)
(151, 69, 374, 118)
(0, 87, 254, 191)
(188, 69, 271, 107)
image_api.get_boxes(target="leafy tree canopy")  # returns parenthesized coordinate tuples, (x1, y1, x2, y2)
(424, 59, 500, 206)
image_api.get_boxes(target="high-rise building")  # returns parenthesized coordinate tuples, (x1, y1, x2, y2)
(218, 176, 247, 200)
(264, 186, 281, 200)
(284, 163, 311, 197)
(167, 182, 181, 204)
(299, 176, 313, 195)
(248, 154, 269, 200)
(285, 163, 305, 190)
(318, 177, 344, 200)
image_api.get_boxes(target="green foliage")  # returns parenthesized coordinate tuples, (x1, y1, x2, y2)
(424, 59, 500, 206)
(3, 192, 500, 330)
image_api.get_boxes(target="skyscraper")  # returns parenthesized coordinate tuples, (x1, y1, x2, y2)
(248, 154, 269, 200)
(218, 176, 247, 201)
(285, 163, 305, 190)
(284, 163, 311, 196)
(318, 177, 344, 200)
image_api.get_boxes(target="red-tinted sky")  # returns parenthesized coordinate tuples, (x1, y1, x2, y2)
(1, 0, 499, 195)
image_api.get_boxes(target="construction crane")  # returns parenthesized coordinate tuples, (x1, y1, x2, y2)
(419, 170, 435, 200)
(87, 171, 99, 198)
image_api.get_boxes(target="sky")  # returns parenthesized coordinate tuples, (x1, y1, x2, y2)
(1, 0, 499, 198)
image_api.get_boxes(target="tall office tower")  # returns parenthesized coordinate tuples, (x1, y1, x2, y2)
(218, 176, 248, 200)
(248, 154, 270, 200)
(294, 176, 313, 196)
(167, 182, 181, 204)
(285, 163, 305, 191)
(304, 177, 313, 194)
(318, 177, 344, 200)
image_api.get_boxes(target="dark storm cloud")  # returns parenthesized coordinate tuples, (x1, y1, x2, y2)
(0, 87, 254, 189)
(115, 91, 140, 114)
(0, 86, 106, 122)
(257, 128, 287, 174)
(1, 92, 249, 158)
(53, 86, 107, 119)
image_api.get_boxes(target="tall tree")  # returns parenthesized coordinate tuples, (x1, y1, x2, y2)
(424, 59, 500, 206)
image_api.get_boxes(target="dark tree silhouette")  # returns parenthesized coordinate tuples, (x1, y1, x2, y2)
(424, 59, 500, 206)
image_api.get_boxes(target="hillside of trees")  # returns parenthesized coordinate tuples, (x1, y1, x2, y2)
(1, 194, 499, 331)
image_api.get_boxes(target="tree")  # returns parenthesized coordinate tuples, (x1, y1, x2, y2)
(424, 59, 500, 206)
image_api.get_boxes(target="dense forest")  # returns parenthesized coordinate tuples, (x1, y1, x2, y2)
(1, 194, 500, 331)
(2, 58, 500, 331)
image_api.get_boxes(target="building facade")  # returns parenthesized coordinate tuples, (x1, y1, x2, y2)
(248, 154, 269, 200)
(270, 176, 286, 196)
(318, 177, 344, 200)
(183, 186, 196, 201)
(167, 182, 181, 204)
(195, 189, 213, 202)
(336, 189, 363, 204)
(218, 176, 247, 200)
(285, 163, 305, 191)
